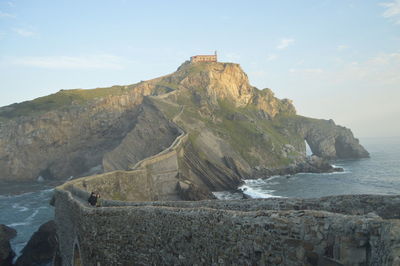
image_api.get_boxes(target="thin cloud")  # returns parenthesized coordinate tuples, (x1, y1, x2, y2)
(0, 11, 15, 18)
(276, 38, 295, 50)
(13, 28, 36, 37)
(381, 0, 400, 24)
(9, 54, 126, 70)
(266, 54, 278, 61)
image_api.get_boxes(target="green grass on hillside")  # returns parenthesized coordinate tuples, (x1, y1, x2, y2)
(0, 85, 133, 120)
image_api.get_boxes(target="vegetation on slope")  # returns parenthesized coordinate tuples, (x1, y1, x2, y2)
(0, 85, 136, 120)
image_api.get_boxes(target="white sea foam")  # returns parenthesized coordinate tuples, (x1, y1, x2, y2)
(18, 206, 29, 212)
(239, 184, 282, 199)
(324, 171, 348, 175)
(40, 188, 54, 194)
(9, 191, 34, 198)
(26, 209, 39, 221)
(12, 203, 29, 212)
(38, 188, 54, 198)
(266, 175, 283, 181)
(239, 179, 283, 199)
(7, 222, 30, 227)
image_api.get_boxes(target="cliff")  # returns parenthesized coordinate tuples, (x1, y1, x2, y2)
(0, 61, 368, 193)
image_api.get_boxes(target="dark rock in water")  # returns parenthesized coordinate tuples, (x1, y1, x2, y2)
(253, 155, 343, 179)
(0, 225, 16, 240)
(15, 220, 57, 266)
(177, 181, 217, 201)
(333, 167, 344, 172)
(0, 224, 16, 266)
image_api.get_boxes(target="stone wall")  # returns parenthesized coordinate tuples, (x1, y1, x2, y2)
(53, 190, 400, 266)
(65, 132, 188, 202)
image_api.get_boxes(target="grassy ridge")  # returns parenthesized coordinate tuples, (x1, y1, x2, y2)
(0, 85, 133, 120)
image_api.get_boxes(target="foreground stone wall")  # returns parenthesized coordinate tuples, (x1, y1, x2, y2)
(53, 190, 400, 266)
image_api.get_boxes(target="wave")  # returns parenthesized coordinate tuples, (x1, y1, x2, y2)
(26, 209, 39, 221)
(1, 191, 35, 199)
(40, 188, 55, 194)
(12, 203, 29, 212)
(7, 221, 30, 227)
(295, 170, 349, 176)
(239, 181, 283, 199)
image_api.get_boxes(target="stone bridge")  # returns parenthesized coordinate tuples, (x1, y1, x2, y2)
(52, 184, 400, 265)
(51, 104, 400, 266)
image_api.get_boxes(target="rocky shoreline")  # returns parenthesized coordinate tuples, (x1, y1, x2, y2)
(0, 222, 56, 266)
(251, 155, 344, 180)
(0, 225, 16, 266)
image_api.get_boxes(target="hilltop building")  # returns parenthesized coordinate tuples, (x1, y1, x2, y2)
(190, 51, 217, 63)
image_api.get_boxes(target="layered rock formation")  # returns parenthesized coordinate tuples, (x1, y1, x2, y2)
(0, 61, 368, 198)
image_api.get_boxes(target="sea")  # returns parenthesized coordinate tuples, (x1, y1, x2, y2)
(0, 137, 399, 256)
(217, 137, 400, 199)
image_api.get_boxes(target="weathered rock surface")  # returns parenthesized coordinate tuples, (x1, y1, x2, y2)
(0, 225, 16, 266)
(280, 116, 369, 159)
(0, 61, 368, 190)
(102, 98, 180, 172)
(15, 220, 57, 266)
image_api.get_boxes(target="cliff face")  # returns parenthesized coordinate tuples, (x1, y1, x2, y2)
(0, 93, 142, 181)
(102, 98, 181, 172)
(0, 61, 368, 185)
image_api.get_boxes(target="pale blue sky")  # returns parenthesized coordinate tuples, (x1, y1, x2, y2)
(1, 0, 399, 137)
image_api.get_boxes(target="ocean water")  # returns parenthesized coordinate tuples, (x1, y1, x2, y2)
(0, 188, 54, 255)
(238, 137, 400, 199)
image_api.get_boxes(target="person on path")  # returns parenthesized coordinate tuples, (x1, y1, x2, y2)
(88, 192, 97, 206)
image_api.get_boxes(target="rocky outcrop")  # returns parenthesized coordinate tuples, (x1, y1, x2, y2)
(252, 155, 343, 178)
(279, 116, 369, 159)
(0, 225, 16, 266)
(15, 220, 57, 266)
(102, 98, 180, 172)
(176, 180, 216, 201)
(0, 95, 142, 181)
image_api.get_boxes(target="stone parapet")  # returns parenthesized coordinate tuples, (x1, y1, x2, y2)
(53, 190, 400, 266)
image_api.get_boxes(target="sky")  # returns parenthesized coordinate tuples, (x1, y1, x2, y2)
(0, 0, 399, 138)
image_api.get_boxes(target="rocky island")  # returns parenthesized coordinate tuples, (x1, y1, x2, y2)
(0, 61, 368, 192)
(4, 59, 396, 266)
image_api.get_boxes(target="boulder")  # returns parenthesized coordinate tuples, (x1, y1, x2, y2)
(0, 224, 17, 266)
(15, 220, 57, 266)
